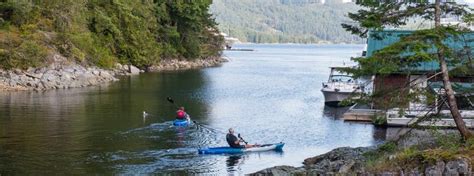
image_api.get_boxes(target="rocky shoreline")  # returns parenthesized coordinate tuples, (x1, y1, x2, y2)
(250, 147, 374, 175)
(251, 146, 471, 175)
(147, 57, 228, 72)
(0, 55, 228, 91)
(252, 129, 473, 175)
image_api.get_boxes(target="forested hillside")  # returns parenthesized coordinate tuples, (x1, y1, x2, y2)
(0, 0, 223, 70)
(210, 0, 363, 43)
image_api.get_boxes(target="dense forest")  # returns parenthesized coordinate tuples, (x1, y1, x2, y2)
(0, 0, 223, 70)
(210, 0, 363, 44)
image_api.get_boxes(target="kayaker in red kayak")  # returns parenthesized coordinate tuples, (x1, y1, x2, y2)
(176, 107, 190, 121)
(226, 128, 258, 148)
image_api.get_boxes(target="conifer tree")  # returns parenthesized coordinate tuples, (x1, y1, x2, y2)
(342, 0, 473, 139)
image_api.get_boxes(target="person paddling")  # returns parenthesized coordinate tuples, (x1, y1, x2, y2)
(176, 107, 190, 121)
(226, 128, 258, 148)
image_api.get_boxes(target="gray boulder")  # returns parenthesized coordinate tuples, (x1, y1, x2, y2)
(128, 65, 140, 75)
(303, 147, 373, 173)
(425, 160, 445, 175)
(444, 158, 471, 175)
(249, 165, 306, 176)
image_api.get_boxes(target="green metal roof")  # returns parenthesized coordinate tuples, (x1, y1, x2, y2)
(366, 30, 474, 72)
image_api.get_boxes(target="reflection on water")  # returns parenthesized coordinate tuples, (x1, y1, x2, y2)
(323, 106, 351, 119)
(0, 44, 387, 175)
(227, 155, 243, 172)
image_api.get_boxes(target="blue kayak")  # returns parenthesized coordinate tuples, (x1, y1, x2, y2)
(198, 142, 285, 154)
(173, 119, 191, 126)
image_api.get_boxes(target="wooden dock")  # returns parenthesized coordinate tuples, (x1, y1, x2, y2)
(343, 104, 383, 122)
(343, 111, 374, 122)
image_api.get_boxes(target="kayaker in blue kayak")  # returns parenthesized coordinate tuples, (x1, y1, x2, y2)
(176, 107, 190, 121)
(226, 128, 258, 148)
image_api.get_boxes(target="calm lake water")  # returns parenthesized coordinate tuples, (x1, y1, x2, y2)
(0, 44, 386, 175)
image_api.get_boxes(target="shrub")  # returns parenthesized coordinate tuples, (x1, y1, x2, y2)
(372, 114, 387, 126)
(0, 40, 48, 69)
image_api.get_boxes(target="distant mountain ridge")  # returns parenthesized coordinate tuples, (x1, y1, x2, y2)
(210, 0, 363, 44)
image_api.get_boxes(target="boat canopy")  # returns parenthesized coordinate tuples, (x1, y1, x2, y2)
(429, 81, 474, 110)
(429, 82, 474, 95)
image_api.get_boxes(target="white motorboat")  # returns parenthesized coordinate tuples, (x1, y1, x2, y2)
(321, 67, 363, 107)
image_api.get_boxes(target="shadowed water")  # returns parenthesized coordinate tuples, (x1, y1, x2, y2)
(0, 44, 385, 175)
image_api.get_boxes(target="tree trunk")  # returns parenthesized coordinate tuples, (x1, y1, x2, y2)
(435, 0, 472, 140)
(435, 0, 441, 27)
(438, 52, 472, 139)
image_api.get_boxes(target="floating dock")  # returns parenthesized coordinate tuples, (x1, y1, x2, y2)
(343, 104, 383, 122)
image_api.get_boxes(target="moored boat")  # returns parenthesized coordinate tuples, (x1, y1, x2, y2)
(198, 142, 285, 154)
(386, 109, 474, 128)
(321, 67, 363, 107)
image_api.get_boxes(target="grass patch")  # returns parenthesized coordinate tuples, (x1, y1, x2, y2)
(363, 141, 397, 171)
(365, 133, 474, 173)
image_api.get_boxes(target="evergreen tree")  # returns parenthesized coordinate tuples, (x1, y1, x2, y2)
(0, 0, 223, 69)
(342, 1, 473, 139)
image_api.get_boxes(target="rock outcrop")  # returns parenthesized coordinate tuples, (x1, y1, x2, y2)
(0, 65, 118, 91)
(0, 56, 228, 91)
(251, 147, 374, 176)
(148, 57, 228, 71)
(251, 147, 473, 175)
(113, 64, 144, 75)
(250, 165, 307, 175)
(302, 147, 373, 174)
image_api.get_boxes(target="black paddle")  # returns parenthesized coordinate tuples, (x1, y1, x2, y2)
(167, 97, 195, 123)
(166, 97, 179, 109)
(238, 133, 248, 145)
(166, 97, 229, 134)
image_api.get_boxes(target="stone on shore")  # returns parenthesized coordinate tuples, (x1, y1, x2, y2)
(250, 147, 374, 176)
(250, 166, 306, 176)
(250, 146, 473, 175)
(0, 56, 227, 91)
(303, 147, 372, 174)
(148, 57, 228, 72)
(0, 63, 118, 91)
(129, 65, 140, 75)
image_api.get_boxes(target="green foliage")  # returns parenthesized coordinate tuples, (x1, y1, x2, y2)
(395, 147, 426, 167)
(0, 0, 39, 27)
(466, 137, 474, 149)
(364, 142, 397, 159)
(0, 33, 48, 69)
(156, 0, 221, 59)
(342, 1, 472, 78)
(87, 0, 162, 67)
(372, 113, 387, 126)
(363, 141, 397, 169)
(211, 0, 363, 43)
(379, 141, 397, 153)
(342, 1, 470, 38)
(432, 131, 463, 151)
(365, 131, 472, 172)
(339, 1, 473, 111)
(0, 0, 223, 69)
